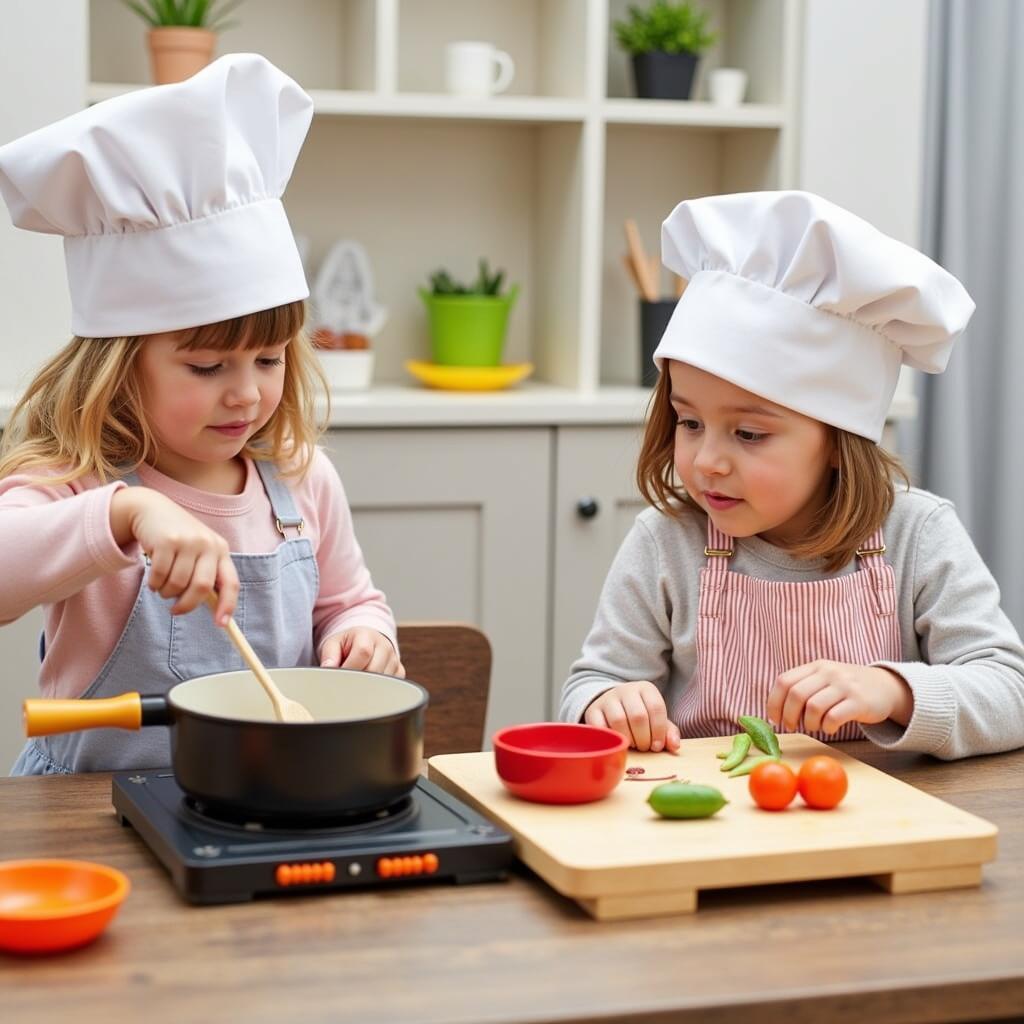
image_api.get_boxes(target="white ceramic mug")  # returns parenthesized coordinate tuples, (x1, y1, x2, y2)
(708, 67, 748, 106)
(445, 41, 515, 98)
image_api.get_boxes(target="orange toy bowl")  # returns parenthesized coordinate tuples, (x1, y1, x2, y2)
(492, 722, 629, 804)
(0, 860, 130, 955)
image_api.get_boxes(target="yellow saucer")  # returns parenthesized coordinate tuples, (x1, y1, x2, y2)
(405, 360, 534, 392)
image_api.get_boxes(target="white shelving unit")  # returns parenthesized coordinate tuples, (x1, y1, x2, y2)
(87, 0, 803, 410)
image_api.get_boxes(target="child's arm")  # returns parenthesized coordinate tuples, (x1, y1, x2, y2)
(0, 474, 139, 623)
(861, 502, 1024, 759)
(306, 450, 398, 660)
(559, 519, 675, 737)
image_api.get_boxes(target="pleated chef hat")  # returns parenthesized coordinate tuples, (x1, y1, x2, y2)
(653, 190, 975, 441)
(0, 53, 313, 339)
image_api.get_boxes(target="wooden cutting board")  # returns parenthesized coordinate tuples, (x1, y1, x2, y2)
(427, 735, 998, 920)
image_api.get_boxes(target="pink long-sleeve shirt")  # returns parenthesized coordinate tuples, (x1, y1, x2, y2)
(0, 447, 396, 699)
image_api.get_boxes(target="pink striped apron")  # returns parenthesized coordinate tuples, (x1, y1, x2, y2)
(672, 520, 902, 742)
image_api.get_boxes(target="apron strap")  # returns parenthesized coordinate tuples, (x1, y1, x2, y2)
(855, 527, 887, 564)
(856, 526, 896, 616)
(252, 457, 305, 537)
(704, 519, 734, 571)
(701, 519, 733, 618)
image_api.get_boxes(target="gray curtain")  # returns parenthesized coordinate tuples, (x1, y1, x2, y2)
(914, 0, 1024, 629)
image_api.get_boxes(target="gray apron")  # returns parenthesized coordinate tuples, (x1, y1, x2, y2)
(12, 459, 318, 775)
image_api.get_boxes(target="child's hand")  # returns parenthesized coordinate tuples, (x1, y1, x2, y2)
(111, 487, 239, 624)
(320, 628, 404, 677)
(766, 660, 914, 734)
(583, 681, 681, 753)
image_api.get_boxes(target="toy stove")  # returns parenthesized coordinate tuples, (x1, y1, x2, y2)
(112, 770, 514, 904)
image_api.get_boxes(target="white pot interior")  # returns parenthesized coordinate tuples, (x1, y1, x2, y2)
(169, 668, 423, 724)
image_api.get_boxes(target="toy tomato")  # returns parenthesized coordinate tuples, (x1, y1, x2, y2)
(798, 755, 848, 809)
(748, 761, 798, 811)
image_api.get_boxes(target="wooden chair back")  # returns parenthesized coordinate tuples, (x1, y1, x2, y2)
(397, 623, 492, 757)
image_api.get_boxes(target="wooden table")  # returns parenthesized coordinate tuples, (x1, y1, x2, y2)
(3, 742, 1023, 1024)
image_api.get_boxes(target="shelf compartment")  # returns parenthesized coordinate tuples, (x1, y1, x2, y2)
(89, 0, 379, 92)
(397, 0, 590, 99)
(599, 124, 783, 387)
(288, 117, 588, 388)
(607, 0, 791, 105)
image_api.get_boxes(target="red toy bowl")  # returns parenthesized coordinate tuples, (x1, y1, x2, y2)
(492, 723, 629, 804)
(0, 860, 130, 955)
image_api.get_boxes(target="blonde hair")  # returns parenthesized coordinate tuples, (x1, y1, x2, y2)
(0, 301, 329, 486)
(636, 366, 910, 573)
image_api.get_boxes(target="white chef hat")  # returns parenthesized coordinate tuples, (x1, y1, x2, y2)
(653, 190, 975, 441)
(0, 53, 313, 339)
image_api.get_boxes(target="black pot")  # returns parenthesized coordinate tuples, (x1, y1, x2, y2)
(632, 50, 698, 100)
(24, 668, 428, 822)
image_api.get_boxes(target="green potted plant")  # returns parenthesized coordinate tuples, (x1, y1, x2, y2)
(614, 1, 716, 101)
(419, 260, 519, 366)
(120, 0, 244, 85)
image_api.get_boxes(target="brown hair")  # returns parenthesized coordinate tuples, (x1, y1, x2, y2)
(636, 366, 910, 573)
(0, 301, 329, 486)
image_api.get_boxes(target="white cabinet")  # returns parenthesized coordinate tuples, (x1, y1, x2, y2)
(551, 425, 647, 710)
(322, 427, 551, 735)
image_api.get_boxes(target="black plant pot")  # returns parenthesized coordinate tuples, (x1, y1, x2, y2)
(631, 50, 699, 100)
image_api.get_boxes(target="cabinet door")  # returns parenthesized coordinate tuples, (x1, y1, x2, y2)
(323, 427, 551, 736)
(551, 425, 647, 717)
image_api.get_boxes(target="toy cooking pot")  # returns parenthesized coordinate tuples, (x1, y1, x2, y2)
(23, 668, 428, 822)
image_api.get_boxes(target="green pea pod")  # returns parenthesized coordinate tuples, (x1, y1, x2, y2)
(737, 715, 782, 758)
(715, 751, 728, 759)
(648, 782, 728, 819)
(727, 753, 781, 778)
(719, 733, 752, 772)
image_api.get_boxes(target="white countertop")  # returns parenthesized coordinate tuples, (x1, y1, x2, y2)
(0, 383, 918, 430)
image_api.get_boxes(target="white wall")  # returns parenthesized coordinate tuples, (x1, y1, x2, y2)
(798, 0, 929, 405)
(0, 0, 86, 395)
(0, 2, 86, 770)
(799, 0, 929, 246)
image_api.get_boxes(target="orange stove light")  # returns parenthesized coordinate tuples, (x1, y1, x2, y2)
(274, 861, 336, 887)
(376, 853, 440, 879)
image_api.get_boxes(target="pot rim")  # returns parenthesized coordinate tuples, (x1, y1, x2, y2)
(165, 667, 429, 728)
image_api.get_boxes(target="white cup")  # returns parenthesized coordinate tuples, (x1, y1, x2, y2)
(445, 41, 515, 98)
(708, 67, 748, 106)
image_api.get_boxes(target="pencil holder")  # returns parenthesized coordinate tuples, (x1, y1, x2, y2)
(639, 299, 676, 387)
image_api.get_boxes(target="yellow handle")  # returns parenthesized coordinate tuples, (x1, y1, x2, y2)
(23, 692, 143, 737)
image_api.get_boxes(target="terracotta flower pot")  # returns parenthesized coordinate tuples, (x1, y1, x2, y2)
(147, 27, 217, 85)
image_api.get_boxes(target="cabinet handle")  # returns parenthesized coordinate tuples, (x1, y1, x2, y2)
(576, 497, 600, 519)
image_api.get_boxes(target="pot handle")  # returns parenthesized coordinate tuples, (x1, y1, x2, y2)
(24, 692, 146, 737)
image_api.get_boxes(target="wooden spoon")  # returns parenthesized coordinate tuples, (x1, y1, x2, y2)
(204, 593, 314, 723)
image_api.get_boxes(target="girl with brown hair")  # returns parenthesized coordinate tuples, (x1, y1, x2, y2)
(561, 191, 1024, 760)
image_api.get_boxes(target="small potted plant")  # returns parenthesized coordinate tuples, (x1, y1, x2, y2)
(614, 1, 716, 101)
(419, 260, 519, 366)
(120, 0, 244, 85)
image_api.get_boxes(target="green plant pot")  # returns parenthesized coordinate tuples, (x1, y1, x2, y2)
(419, 285, 519, 366)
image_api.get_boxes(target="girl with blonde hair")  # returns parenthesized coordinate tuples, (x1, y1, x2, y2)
(0, 55, 400, 774)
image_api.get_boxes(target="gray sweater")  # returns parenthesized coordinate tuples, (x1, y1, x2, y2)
(559, 487, 1024, 760)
